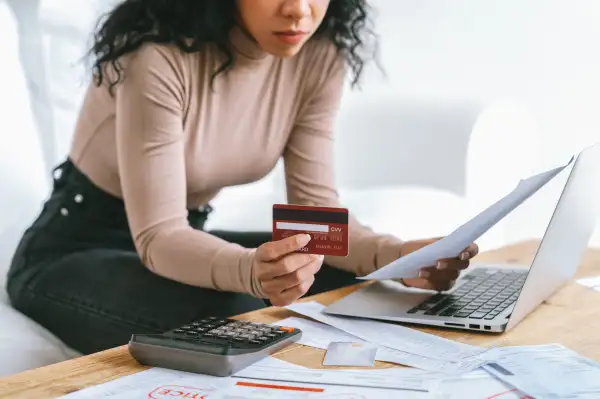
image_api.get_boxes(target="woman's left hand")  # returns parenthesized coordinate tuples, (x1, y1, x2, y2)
(398, 238, 479, 291)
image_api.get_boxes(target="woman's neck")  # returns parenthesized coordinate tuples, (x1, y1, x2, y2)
(229, 24, 269, 61)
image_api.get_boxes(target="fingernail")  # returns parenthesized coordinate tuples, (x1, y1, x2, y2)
(297, 234, 311, 246)
(437, 261, 446, 269)
(419, 271, 430, 278)
(460, 252, 469, 260)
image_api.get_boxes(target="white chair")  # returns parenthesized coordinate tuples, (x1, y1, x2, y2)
(0, 0, 78, 377)
(331, 92, 542, 251)
(209, 91, 542, 252)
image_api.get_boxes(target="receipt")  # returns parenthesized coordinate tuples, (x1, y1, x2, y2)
(482, 344, 600, 399)
(273, 317, 486, 375)
(285, 302, 484, 362)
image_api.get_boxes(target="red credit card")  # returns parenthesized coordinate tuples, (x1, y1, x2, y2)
(272, 204, 349, 256)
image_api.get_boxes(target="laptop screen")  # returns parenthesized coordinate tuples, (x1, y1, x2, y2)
(506, 144, 600, 330)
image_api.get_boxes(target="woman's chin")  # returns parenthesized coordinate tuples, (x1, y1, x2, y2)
(262, 38, 309, 58)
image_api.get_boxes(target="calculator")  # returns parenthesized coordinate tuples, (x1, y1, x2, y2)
(128, 317, 302, 377)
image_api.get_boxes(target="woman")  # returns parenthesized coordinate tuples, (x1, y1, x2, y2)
(6, 0, 478, 355)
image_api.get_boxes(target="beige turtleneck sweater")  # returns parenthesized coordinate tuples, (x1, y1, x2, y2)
(69, 27, 404, 298)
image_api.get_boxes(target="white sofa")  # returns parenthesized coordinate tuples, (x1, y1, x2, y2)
(0, 0, 541, 377)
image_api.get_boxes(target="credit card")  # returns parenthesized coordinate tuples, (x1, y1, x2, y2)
(272, 204, 349, 256)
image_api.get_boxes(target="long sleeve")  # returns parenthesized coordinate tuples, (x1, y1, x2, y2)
(113, 44, 263, 297)
(283, 47, 404, 277)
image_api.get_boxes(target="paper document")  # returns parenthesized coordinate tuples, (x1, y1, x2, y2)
(58, 357, 432, 399)
(482, 344, 600, 399)
(58, 357, 303, 399)
(274, 316, 486, 375)
(234, 364, 438, 392)
(360, 157, 574, 280)
(431, 370, 529, 399)
(577, 275, 600, 291)
(58, 367, 230, 399)
(285, 302, 485, 362)
(211, 380, 430, 399)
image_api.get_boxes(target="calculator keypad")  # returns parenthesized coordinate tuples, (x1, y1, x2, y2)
(167, 317, 293, 348)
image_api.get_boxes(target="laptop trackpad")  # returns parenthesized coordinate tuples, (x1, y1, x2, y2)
(325, 281, 434, 317)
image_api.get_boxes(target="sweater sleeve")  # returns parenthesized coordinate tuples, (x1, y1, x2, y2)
(113, 44, 264, 297)
(283, 48, 405, 277)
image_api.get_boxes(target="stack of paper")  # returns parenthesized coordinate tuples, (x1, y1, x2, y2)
(58, 314, 600, 399)
(273, 315, 486, 375)
(283, 301, 489, 375)
(280, 304, 600, 398)
(59, 356, 437, 398)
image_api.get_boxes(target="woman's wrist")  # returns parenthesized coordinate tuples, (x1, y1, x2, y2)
(247, 248, 268, 299)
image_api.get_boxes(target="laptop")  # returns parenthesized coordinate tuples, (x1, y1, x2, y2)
(324, 143, 600, 333)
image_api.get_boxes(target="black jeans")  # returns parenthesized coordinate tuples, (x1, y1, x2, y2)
(6, 159, 358, 355)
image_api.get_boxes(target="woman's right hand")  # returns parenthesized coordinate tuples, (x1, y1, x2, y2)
(253, 234, 324, 307)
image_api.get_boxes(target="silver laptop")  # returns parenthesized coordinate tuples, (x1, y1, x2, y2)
(324, 143, 600, 333)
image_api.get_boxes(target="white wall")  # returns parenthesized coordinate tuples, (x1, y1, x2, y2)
(363, 0, 600, 247)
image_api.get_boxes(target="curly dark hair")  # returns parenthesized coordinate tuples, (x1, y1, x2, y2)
(88, 0, 379, 94)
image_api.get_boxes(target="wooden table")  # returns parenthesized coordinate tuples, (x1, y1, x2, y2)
(1, 240, 600, 398)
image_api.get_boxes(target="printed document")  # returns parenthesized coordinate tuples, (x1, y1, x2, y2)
(482, 344, 600, 399)
(210, 382, 430, 399)
(431, 369, 529, 399)
(58, 367, 229, 399)
(57, 356, 432, 398)
(234, 364, 439, 392)
(285, 301, 485, 361)
(360, 157, 574, 280)
(273, 316, 486, 375)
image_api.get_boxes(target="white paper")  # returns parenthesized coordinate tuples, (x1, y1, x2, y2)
(360, 157, 574, 280)
(285, 302, 485, 363)
(431, 369, 527, 399)
(577, 275, 600, 291)
(58, 367, 231, 398)
(58, 357, 304, 399)
(273, 316, 487, 375)
(225, 365, 436, 398)
(58, 359, 432, 399)
(234, 364, 439, 392)
(482, 344, 600, 399)
(211, 379, 431, 399)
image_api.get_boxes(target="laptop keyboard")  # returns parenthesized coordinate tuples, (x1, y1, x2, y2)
(407, 268, 527, 320)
